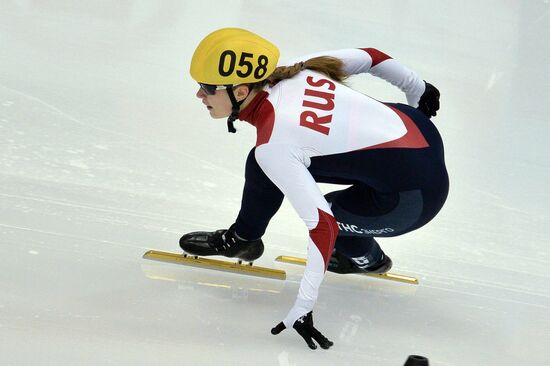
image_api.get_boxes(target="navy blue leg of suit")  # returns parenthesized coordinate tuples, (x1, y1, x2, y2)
(234, 148, 285, 240)
(234, 103, 449, 260)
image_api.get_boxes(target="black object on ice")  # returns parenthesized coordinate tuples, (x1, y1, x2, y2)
(404, 355, 429, 366)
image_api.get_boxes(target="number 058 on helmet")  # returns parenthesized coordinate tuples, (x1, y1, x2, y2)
(190, 28, 280, 86)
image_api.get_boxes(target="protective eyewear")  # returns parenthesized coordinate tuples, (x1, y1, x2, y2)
(198, 83, 232, 95)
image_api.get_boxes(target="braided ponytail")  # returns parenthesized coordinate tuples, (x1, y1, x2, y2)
(248, 56, 348, 91)
(269, 56, 348, 83)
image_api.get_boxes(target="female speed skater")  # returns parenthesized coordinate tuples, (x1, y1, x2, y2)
(179, 28, 448, 350)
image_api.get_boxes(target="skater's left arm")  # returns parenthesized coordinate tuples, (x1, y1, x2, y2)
(255, 144, 337, 349)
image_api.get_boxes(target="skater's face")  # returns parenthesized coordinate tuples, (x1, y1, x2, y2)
(196, 85, 232, 119)
(196, 84, 251, 119)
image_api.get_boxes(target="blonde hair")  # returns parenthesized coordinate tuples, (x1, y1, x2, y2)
(249, 56, 348, 90)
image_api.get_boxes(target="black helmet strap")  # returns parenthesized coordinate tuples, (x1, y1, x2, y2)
(225, 86, 241, 133)
(225, 84, 253, 134)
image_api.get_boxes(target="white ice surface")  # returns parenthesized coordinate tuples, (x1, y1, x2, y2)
(1, 1, 549, 365)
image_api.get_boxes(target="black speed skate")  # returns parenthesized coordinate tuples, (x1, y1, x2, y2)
(328, 250, 393, 275)
(179, 224, 264, 262)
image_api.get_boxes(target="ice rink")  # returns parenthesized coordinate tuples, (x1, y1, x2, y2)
(1, 1, 549, 365)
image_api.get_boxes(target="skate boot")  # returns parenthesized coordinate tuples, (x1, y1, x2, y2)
(179, 224, 264, 262)
(328, 249, 393, 275)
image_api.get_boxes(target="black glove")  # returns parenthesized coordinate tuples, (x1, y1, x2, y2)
(271, 311, 334, 350)
(417, 81, 440, 118)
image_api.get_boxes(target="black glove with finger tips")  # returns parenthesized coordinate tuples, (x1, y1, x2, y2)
(417, 81, 440, 118)
(271, 311, 334, 350)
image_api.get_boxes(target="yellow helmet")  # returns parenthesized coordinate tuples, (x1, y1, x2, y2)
(190, 28, 280, 85)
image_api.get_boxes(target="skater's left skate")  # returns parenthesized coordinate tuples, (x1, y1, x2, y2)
(179, 224, 264, 262)
(143, 224, 283, 280)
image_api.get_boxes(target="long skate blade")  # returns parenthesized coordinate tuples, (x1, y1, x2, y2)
(143, 250, 286, 280)
(275, 255, 418, 285)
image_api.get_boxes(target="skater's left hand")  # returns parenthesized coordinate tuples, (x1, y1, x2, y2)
(271, 311, 334, 350)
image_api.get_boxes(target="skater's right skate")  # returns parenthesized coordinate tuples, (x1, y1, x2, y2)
(327, 249, 393, 275)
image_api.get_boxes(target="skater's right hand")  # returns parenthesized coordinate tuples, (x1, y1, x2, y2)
(271, 311, 334, 350)
(417, 81, 440, 118)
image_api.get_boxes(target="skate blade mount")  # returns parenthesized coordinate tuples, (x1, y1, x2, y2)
(143, 250, 286, 280)
(275, 255, 418, 285)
